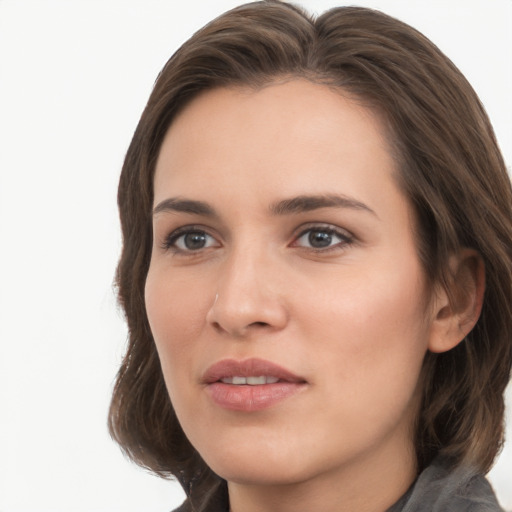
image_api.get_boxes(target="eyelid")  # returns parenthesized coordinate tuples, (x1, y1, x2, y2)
(158, 222, 354, 254)
(291, 223, 355, 251)
(160, 224, 221, 252)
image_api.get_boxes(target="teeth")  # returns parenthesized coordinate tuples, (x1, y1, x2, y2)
(247, 376, 266, 385)
(220, 376, 280, 385)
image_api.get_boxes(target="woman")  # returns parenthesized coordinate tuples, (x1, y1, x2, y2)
(108, 2, 512, 511)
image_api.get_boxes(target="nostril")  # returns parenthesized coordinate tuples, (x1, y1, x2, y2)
(212, 321, 223, 331)
(249, 321, 270, 328)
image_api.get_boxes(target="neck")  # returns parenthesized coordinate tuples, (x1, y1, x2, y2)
(227, 440, 417, 512)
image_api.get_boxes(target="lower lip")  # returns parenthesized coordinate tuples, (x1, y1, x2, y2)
(206, 382, 305, 411)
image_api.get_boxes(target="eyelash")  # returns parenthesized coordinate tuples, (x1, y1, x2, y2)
(161, 224, 354, 254)
(161, 225, 218, 252)
(292, 224, 354, 252)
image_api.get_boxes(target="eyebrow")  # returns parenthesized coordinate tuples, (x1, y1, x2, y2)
(270, 194, 377, 217)
(152, 194, 377, 218)
(153, 197, 217, 217)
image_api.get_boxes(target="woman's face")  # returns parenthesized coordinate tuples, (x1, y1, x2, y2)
(146, 80, 439, 489)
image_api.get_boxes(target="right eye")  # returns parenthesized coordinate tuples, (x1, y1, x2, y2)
(163, 228, 219, 252)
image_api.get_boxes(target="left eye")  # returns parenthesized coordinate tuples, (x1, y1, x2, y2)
(167, 230, 218, 251)
(294, 227, 351, 250)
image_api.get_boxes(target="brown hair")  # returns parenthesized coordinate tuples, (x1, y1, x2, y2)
(109, 1, 512, 508)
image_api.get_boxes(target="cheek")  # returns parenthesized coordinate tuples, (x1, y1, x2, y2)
(296, 259, 430, 390)
(293, 266, 429, 452)
(144, 267, 211, 387)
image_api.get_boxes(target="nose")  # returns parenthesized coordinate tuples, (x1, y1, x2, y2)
(206, 247, 288, 338)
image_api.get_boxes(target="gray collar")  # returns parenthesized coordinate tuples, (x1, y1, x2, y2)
(387, 458, 504, 512)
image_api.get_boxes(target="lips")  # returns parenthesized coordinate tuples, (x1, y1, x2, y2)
(202, 358, 307, 412)
(203, 358, 305, 384)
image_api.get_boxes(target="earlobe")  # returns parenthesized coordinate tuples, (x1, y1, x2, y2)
(428, 249, 486, 354)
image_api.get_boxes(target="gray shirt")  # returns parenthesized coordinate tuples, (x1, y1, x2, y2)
(388, 458, 504, 512)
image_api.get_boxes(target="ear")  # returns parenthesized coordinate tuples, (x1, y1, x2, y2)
(428, 249, 485, 354)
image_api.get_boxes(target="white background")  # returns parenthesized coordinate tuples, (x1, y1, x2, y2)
(0, 1, 510, 511)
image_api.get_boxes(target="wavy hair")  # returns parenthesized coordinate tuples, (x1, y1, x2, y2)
(108, 2, 512, 509)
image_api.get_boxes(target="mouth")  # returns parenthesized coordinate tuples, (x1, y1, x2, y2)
(202, 358, 307, 412)
(219, 376, 280, 385)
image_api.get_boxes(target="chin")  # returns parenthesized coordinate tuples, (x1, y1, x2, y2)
(211, 459, 311, 487)
(194, 433, 328, 487)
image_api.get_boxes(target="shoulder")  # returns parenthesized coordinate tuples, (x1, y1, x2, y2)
(395, 458, 505, 512)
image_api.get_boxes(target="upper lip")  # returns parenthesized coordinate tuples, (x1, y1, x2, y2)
(202, 358, 306, 384)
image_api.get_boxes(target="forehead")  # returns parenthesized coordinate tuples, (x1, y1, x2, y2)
(154, 80, 400, 205)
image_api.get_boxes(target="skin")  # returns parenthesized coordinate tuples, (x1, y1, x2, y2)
(145, 80, 479, 512)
